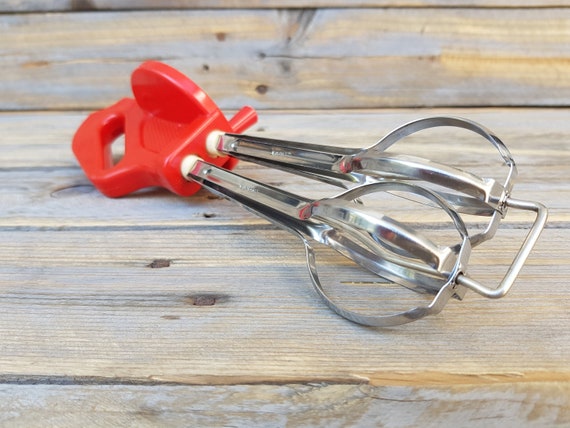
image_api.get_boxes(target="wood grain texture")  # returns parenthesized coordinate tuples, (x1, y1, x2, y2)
(0, 109, 568, 391)
(1, 1, 569, 422)
(0, 383, 568, 427)
(0, 226, 568, 383)
(1, 8, 570, 110)
(1, 109, 567, 227)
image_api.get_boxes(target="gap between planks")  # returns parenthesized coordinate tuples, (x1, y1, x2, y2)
(1, 370, 570, 387)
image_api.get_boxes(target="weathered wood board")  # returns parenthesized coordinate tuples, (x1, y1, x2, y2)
(1, 109, 568, 227)
(1, 383, 568, 427)
(1, 1, 569, 425)
(2, 8, 570, 110)
(1, 108, 569, 425)
(1, 226, 569, 381)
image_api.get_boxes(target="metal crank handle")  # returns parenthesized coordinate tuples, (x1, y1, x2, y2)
(308, 196, 548, 327)
(456, 198, 548, 299)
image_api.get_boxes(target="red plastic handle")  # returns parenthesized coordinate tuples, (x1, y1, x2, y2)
(72, 61, 257, 197)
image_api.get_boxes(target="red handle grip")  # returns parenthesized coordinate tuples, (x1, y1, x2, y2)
(72, 61, 257, 197)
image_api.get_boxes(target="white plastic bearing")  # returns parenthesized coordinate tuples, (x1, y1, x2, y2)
(205, 130, 225, 158)
(180, 154, 202, 178)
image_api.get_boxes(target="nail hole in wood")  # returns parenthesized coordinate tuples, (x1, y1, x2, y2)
(192, 295, 217, 306)
(147, 259, 171, 269)
(255, 84, 269, 95)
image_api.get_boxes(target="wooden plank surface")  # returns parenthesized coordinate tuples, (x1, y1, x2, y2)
(1, 110, 569, 426)
(2, 109, 568, 227)
(2, 2, 569, 424)
(1, 109, 568, 389)
(2, 8, 570, 110)
(1, 383, 568, 427)
(0, 226, 568, 381)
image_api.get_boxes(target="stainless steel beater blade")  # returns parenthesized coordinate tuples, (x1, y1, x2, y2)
(180, 154, 475, 326)
(208, 116, 519, 247)
(193, 116, 547, 322)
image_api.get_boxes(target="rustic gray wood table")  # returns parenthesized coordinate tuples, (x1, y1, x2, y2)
(1, 2, 569, 426)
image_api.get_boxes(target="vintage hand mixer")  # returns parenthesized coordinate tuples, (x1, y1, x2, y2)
(72, 61, 547, 326)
